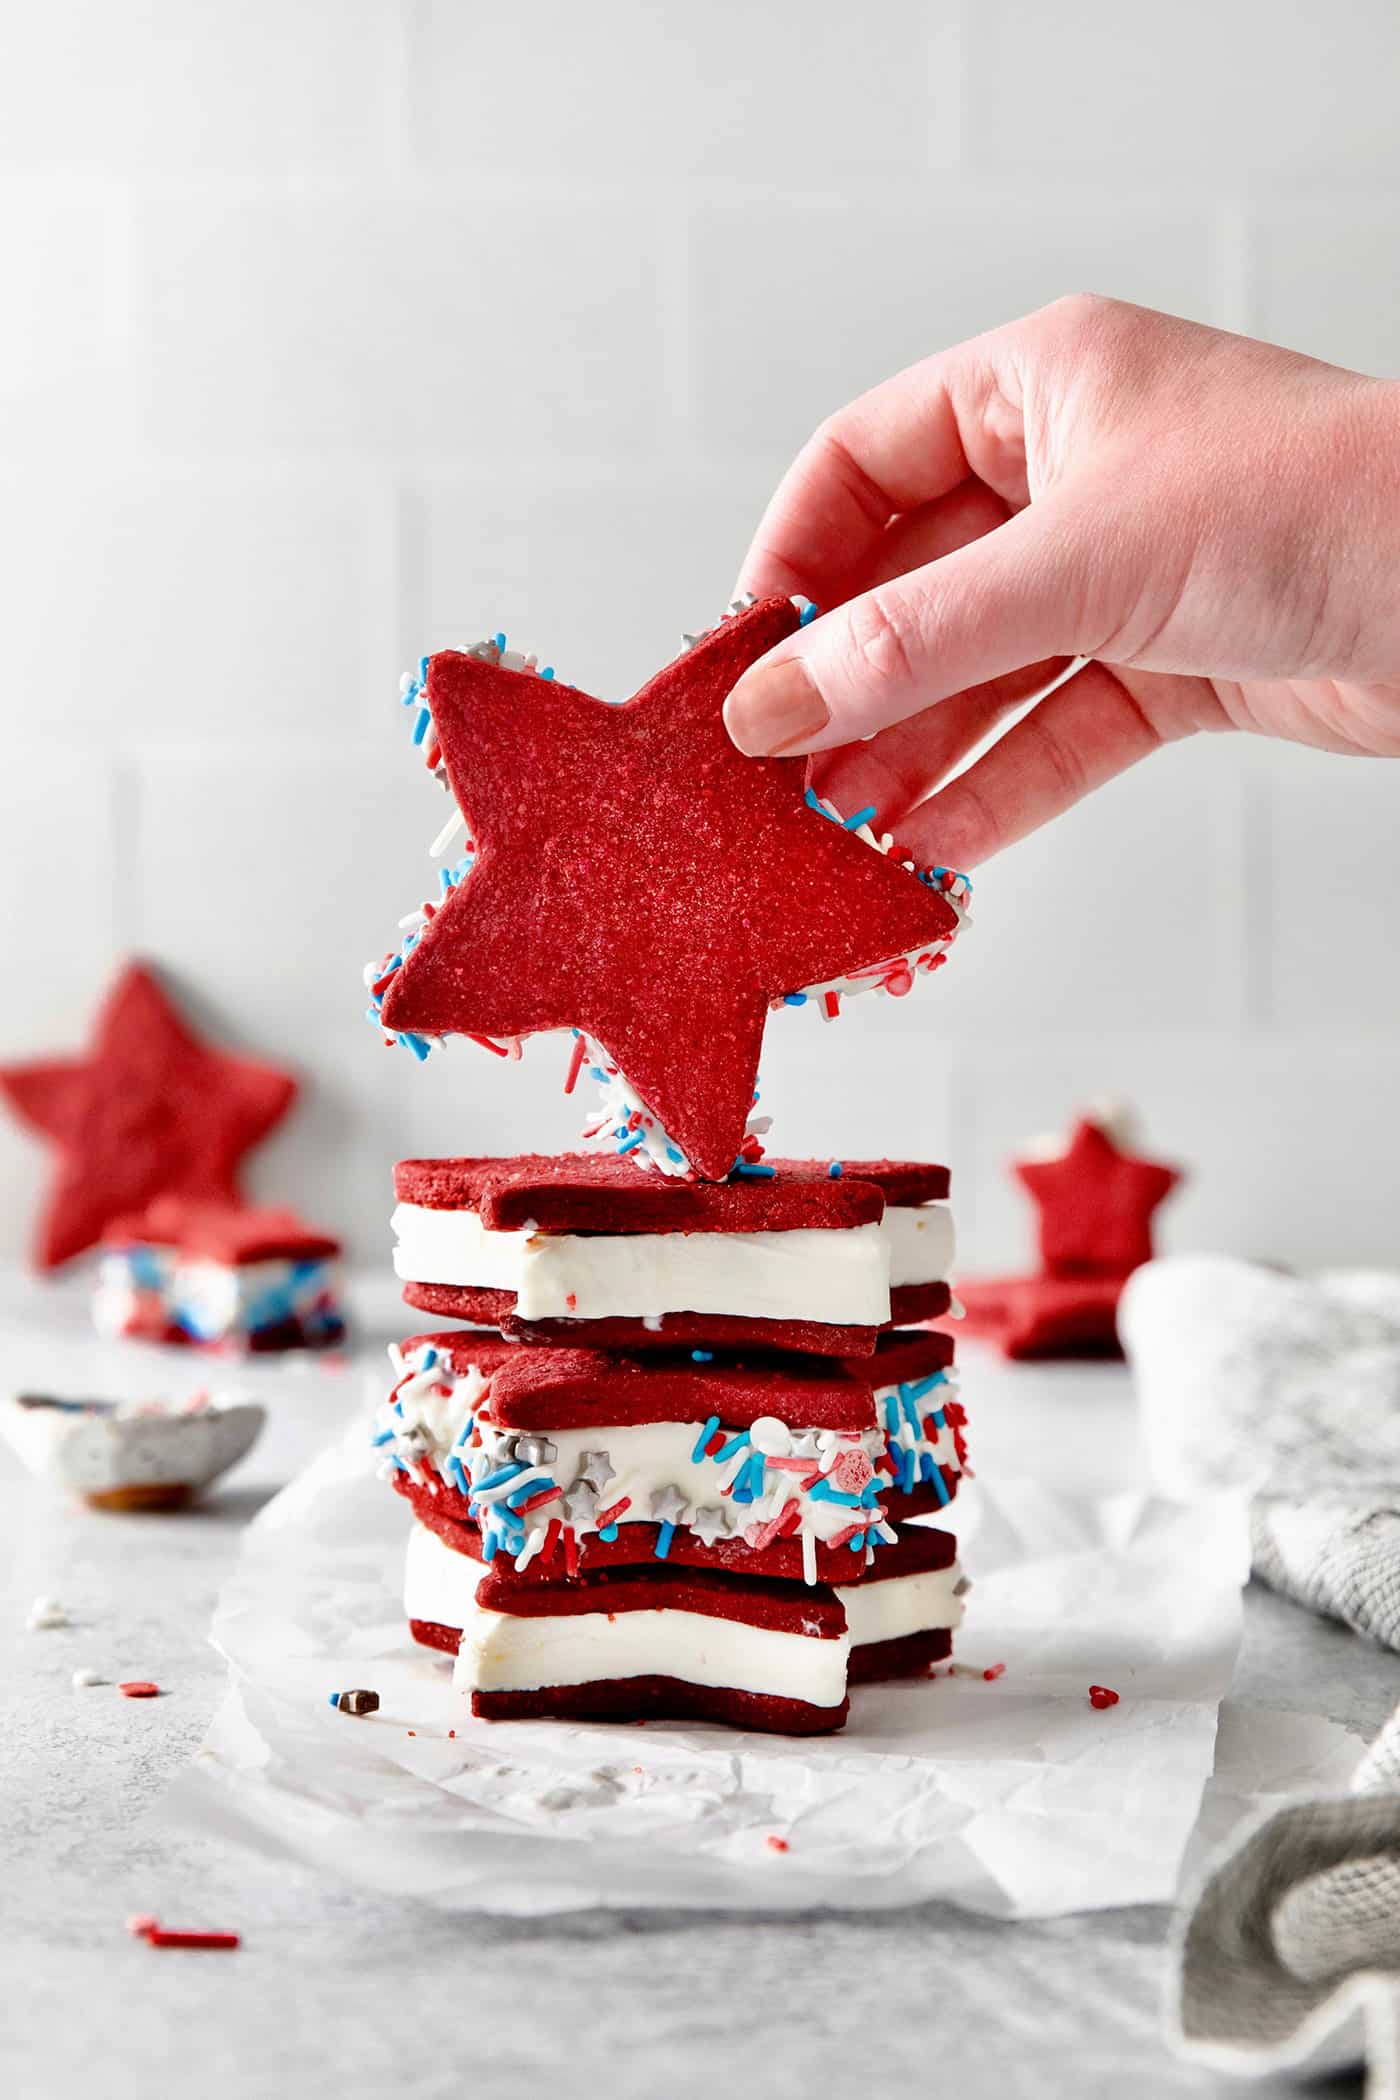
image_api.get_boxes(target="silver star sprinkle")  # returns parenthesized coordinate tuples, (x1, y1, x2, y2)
(578, 1451, 614, 1493)
(513, 1434, 557, 1469)
(689, 1506, 731, 1548)
(562, 1481, 599, 1527)
(650, 1484, 689, 1525)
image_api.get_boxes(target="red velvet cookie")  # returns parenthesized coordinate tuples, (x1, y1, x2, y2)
(105, 1196, 339, 1265)
(392, 1152, 948, 1231)
(374, 601, 960, 1181)
(0, 961, 297, 1270)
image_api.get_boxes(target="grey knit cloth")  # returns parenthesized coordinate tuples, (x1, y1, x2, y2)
(1120, 1258, 1400, 2090)
(1119, 1257, 1400, 1650)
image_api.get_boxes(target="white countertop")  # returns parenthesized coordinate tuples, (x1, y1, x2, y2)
(3, 1271, 1399, 2099)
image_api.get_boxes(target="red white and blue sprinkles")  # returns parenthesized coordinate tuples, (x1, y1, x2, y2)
(373, 1341, 966, 1584)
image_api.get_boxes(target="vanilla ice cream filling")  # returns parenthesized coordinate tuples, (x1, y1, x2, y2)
(456, 1591, 848, 1706)
(834, 1559, 965, 1646)
(391, 1200, 953, 1324)
(407, 1521, 958, 1681)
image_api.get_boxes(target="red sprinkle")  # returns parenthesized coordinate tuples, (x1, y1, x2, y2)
(542, 1517, 563, 1564)
(513, 1484, 562, 1517)
(766, 1835, 789, 1853)
(146, 1930, 240, 1951)
(564, 1525, 579, 1577)
(823, 991, 841, 1018)
(1088, 1684, 1120, 1710)
(595, 1496, 631, 1529)
(562, 1033, 588, 1095)
(126, 1913, 160, 1937)
(982, 1662, 1006, 1682)
(119, 1681, 160, 1699)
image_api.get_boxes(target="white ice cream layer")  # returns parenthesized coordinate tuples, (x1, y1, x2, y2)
(834, 1560, 965, 1646)
(456, 1593, 848, 1707)
(391, 1200, 953, 1324)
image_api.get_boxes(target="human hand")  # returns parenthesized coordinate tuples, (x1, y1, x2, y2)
(723, 297, 1400, 867)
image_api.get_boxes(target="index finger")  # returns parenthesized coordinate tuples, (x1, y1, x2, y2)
(735, 328, 1030, 610)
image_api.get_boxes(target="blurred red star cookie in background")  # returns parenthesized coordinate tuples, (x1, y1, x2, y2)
(958, 1106, 1181, 1361)
(0, 961, 297, 1270)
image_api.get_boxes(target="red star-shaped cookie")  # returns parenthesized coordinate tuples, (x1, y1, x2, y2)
(1016, 1115, 1180, 1277)
(0, 961, 297, 1269)
(378, 599, 959, 1180)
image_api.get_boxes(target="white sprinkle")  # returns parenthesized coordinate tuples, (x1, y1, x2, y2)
(28, 1595, 70, 1630)
(428, 805, 466, 858)
(71, 1666, 103, 1689)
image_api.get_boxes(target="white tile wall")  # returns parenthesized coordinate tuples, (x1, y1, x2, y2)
(1, 1, 1398, 1268)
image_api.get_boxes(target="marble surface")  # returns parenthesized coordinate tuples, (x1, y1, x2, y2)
(3, 1276, 1398, 2099)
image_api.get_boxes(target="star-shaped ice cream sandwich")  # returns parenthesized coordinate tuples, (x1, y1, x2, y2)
(374, 599, 963, 1181)
(958, 1108, 1182, 1360)
(0, 961, 297, 1270)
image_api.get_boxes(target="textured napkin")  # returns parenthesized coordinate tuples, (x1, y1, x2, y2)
(1120, 1256, 1400, 1650)
(1120, 1256, 1400, 2092)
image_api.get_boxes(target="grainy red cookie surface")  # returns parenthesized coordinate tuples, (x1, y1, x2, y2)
(476, 1558, 847, 1638)
(377, 601, 958, 1181)
(1016, 1119, 1179, 1277)
(847, 1627, 953, 1683)
(0, 961, 296, 1270)
(394, 1152, 886, 1231)
(470, 1677, 849, 1734)
(106, 1196, 339, 1264)
(956, 1273, 1126, 1360)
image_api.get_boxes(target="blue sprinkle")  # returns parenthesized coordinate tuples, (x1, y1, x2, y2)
(399, 1033, 432, 1061)
(929, 1464, 951, 1508)
(588, 1066, 607, 1081)
(370, 1427, 395, 1446)
(691, 1415, 720, 1463)
(654, 1522, 675, 1560)
(849, 1531, 865, 1552)
(412, 706, 431, 746)
(482, 1530, 499, 1562)
(421, 1347, 438, 1369)
(691, 1349, 713, 1363)
(843, 805, 877, 831)
(733, 1162, 775, 1179)
(798, 599, 818, 626)
(616, 1128, 647, 1155)
(494, 633, 506, 651)
(475, 1460, 527, 1494)
(782, 993, 807, 1007)
(902, 1372, 946, 1403)
(714, 1431, 750, 1465)
(804, 785, 836, 821)
(828, 1161, 843, 1178)
(883, 1392, 900, 1435)
(901, 1448, 917, 1496)
(541, 666, 555, 680)
(598, 1523, 619, 1542)
(665, 1146, 684, 1164)
(328, 1692, 340, 1707)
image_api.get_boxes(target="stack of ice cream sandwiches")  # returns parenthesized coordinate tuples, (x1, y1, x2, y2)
(375, 1152, 969, 1735)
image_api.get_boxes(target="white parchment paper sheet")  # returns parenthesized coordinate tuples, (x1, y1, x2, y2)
(172, 1423, 1250, 1917)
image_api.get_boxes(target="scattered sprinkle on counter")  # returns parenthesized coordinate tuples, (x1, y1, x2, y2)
(766, 1835, 790, 1853)
(328, 1688, 379, 1716)
(119, 1680, 161, 1699)
(1088, 1684, 1120, 1710)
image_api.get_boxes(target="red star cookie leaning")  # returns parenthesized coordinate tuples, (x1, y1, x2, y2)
(374, 599, 960, 1181)
(0, 962, 297, 1270)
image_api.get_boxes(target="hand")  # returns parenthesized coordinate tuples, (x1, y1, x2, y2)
(723, 296, 1400, 867)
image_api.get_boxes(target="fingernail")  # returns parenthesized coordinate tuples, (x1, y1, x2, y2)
(724, 659, 830, 757)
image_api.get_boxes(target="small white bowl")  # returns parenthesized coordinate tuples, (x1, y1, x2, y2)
(1, 1390, 266, 1510)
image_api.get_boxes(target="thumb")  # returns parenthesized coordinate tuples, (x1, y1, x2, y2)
(724, 496, 1102, 757)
